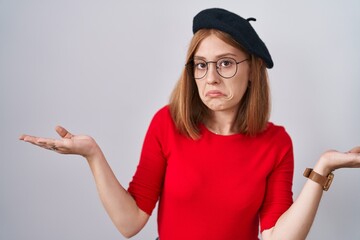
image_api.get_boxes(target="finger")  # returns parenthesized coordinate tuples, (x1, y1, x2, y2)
(20, 135, 41, 143)
(349, 146, 360, 154)
(19, 134, 27, 140)
(35, 138, 62, 151)
(55, 126, 73, 139)
(48, 144, 59, 151)
(42, 139, 71, 153)
(20, 134, 64, 153)
(20, 135, 55, 144)
(24, 136, 52, 146)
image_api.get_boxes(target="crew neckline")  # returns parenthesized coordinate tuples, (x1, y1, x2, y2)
(200, 124, 247, 138)
(199, 122, 273, 139)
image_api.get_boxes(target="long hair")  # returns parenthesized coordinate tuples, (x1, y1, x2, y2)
(169, 29, 270, 139)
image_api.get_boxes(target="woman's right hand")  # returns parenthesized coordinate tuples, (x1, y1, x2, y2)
(19, 126, 100, 159)
(20, 125, 150, 237)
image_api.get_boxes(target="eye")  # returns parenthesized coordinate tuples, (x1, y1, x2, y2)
(218, 58, 235, 68)
(194, 61, 207, 70)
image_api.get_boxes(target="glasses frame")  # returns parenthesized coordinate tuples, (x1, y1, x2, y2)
(186, 57, 249, 79)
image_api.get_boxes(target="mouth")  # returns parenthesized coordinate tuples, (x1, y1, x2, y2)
(205, 90, 225, 97)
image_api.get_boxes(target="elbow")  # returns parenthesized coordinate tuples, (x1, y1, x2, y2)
(116, 217, 147, 239)
(117, 225, 143, 239)
(112, 208, 149, 238)
(120, 231, 136, 239)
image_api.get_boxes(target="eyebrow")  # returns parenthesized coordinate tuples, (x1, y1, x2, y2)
(193, 53, 238, 59)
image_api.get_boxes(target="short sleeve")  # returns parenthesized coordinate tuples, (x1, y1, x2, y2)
(259, 132, 294, 232)
(127, 107, 169, 215)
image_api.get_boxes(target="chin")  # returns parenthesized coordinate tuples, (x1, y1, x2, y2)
(205, 102, 239, 113)
(206, 104, 227, 111)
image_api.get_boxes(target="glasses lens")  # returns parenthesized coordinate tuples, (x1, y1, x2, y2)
(217, 58, 237, 78)
(192, 59, 207, 79)
(189, 57, 239, 79)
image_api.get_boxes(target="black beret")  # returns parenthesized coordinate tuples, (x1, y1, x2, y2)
(193, 8, 273, 68)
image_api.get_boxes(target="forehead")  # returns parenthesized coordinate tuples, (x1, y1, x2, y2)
(194, 34, 247, 59)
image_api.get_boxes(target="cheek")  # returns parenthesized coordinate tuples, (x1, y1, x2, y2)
(195, 81, 205, 95)
(227, 81, 248, 100)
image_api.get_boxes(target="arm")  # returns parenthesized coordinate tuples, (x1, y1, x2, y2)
(86, 146, 149, 238)
(20, 126, 149, 238)
(262, 147, 360, 240)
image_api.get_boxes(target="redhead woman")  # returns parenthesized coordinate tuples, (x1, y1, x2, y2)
(20, 8, 360, 240)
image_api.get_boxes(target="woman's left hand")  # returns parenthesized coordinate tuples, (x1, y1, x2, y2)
(315, 146, 360, 175)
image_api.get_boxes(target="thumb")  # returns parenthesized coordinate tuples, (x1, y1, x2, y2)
(348, 146, 360, 154)
(55, 125, 73, 139)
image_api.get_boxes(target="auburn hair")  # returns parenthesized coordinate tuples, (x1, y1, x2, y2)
(169, 29, 270, 139)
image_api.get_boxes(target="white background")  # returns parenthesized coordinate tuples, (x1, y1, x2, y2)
(1, 0, 359, 239)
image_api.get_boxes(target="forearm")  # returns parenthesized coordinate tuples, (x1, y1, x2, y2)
(264, 160, 330, 240)
(19, 128, 149, 237)
(86, 147, 149, 238)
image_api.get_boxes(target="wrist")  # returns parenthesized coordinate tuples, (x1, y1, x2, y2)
(313, 156, 333, 176)
(303, 168, 334, 191)
(83, 138, 103, 160)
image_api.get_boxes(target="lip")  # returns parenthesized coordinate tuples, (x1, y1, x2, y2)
(205, 90, 225, 97)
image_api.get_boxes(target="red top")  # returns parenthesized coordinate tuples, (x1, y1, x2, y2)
(128, 106, 294, 240)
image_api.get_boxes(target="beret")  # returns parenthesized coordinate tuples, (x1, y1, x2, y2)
(193, 8, 273, 68)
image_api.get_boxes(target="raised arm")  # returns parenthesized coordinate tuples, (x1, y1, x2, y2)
(19, 126, 149, 238)
(262, 146, 360, 240)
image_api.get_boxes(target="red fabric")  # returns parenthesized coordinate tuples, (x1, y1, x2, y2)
(128, 106, 294, 240)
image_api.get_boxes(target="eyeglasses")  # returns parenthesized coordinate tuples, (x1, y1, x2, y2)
(187, 57, 249, 79)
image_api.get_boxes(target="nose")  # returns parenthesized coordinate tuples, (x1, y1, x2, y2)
(205, 62, 220, 84)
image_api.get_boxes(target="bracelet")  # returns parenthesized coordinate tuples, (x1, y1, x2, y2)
(303, 168, 334, 191)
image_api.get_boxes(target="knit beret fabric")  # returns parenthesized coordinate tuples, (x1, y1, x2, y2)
(193, 8, 274, 68)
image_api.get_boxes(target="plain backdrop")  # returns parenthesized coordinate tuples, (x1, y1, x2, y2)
(1, 0, 359, 239)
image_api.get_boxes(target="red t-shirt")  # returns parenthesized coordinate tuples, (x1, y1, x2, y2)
(128, 106, 294, 240)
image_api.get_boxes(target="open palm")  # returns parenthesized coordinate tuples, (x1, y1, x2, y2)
(19, 126, 99, 158)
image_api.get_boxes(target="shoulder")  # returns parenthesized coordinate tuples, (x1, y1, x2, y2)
(153, 105, 171, 117)
(258, 122, 294, 167)
(147, 105, 175, 133)
(261, 122, 293, 148)
(151, 105, 172, 124)
(265, 122, 291, 138)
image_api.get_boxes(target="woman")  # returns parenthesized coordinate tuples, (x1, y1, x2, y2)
(20, 8, 360, 240)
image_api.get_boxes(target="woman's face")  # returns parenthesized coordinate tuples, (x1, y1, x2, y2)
(193, 34, 250, 114)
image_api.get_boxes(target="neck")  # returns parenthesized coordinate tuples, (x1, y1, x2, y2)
(205, 110, 238, 135)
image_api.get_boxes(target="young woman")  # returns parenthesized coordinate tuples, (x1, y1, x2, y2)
(20, 8, 360, 240)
